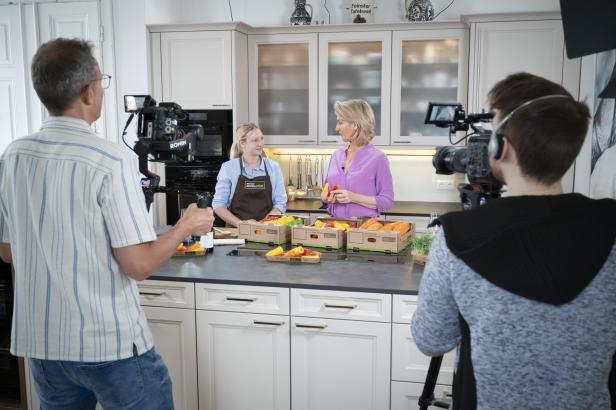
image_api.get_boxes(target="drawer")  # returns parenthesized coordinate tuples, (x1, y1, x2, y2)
(195, 283, 290, 315)
(391, 323, 455, 384)
(137, 280, 195, 309)
(391, 381, 452, 410)
(393, 294, 417, 324)
(291, 288, 391, 322)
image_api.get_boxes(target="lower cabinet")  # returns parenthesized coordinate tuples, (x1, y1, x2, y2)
(291, 316, 391, 410)
(196, 310, 290, 410)
(391, 381, 452, 410)
(142, 305, 199, 410)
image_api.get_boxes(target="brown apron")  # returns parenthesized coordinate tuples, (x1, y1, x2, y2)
(229, 157, 273, 221)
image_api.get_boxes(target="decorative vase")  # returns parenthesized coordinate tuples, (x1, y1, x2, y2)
(290, 0, 313, 25)
(405, 0, 434, 21)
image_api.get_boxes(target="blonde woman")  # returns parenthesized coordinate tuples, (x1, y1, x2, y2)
(323, 99, 394, 218)
(212, 123, 287, 227)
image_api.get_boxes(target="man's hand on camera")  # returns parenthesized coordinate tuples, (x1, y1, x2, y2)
(180, 203, 214, 236)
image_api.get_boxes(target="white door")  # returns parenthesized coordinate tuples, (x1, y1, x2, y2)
(196, 310, 290, 410)
(467, 19, 565, 112)
(291, 317, 390, 410)
(0, 4, 29, 154)
(143, 306, 198, 410)
(36, 1, 105, 137)
(249, 33, 318, 146)
(318, 31, 391, 146)
(161, 31, 232, 110)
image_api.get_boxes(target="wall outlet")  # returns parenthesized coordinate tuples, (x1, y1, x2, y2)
(435, 179, 455, 190)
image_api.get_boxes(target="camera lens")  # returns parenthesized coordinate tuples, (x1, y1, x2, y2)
(432, 146, 467, 175)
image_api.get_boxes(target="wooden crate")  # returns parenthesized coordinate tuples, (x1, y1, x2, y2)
(291, 218, 363, 250)
(346, 220, 415, 254)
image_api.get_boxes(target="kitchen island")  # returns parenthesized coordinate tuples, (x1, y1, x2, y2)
(149, 244, 424, 295)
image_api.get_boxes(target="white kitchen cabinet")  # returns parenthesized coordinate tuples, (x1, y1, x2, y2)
(318, 31, 391, 147)
(467, 17, 566, 113)
(142, 305, 199, 410)
(291, 288, 391, 322)
(196, 310, 290, 410)
(159, 31, 232, 109)
(390, 29, 468, 146)
(291, 316, 391, 410)
(391, 381, 452, 410)
(249, 34, 318, 146)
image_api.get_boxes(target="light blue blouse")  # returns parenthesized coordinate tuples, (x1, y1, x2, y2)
(212, 157, 287, 212)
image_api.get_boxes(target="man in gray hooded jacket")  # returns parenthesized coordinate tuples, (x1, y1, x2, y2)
(411, 72, 616, 409)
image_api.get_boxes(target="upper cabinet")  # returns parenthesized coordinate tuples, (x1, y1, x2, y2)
(150, 24, 250, 129)
(160, 31, 233, 109)
(467, 17, 567, 112)
(318, 31, 391, 146)
(249, 34, 318, 146)
(390, 29, 467, 146)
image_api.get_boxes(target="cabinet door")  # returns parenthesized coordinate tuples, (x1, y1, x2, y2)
(391, 381, 452, 410)
(468, 20, 564, 112)
(161, 31, 232, 109)
(249, 34, 318, 146)
(143, 306, 198, 410)
(0, 5, 29, 154)
(291, 317, 390, 410)
(197, 310, 290, 410)
(318, 31, 391, 146)
(37, 2, 105, 137)
(391, 29, 467, 146)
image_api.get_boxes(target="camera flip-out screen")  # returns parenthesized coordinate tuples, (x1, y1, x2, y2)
(124, 95, 149, 113)
(424, 102, 462, 125)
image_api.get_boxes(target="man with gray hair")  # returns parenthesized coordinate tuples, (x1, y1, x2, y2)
(0, 38, 214, 409)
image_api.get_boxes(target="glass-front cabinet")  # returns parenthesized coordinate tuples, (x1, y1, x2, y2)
(390, 29, 467, 146)
(249, 34, 318, 146)
(318, 31, 391, 146)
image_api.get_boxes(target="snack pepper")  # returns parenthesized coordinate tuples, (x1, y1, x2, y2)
(266, 246, 284, 257)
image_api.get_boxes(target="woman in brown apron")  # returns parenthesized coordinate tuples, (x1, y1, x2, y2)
(212, 123, 287, 227)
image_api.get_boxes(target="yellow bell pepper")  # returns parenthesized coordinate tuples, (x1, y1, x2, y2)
(284, 246, 304, 257)
(266, 246, 284, 257)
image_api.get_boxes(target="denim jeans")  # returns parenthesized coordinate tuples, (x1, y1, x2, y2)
(29, 347, 173, 410)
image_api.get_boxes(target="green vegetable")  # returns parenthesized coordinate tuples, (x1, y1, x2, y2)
(411, 234, 434, 256)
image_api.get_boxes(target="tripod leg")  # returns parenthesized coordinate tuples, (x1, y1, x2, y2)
(418, 356, 444, 410)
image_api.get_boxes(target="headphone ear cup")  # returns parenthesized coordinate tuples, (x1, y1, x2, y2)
(489, 130, 504, 160)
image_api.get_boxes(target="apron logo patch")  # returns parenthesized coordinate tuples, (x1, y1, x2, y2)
(245, 180, 266, 190)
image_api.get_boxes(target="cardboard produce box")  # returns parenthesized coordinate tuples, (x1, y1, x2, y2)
(346, 219, 415, 254)
(291, 217, 363, 250)
(237, 215, 304, 244)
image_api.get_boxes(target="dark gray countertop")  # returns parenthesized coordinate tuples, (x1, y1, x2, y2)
(286, 199, 461, 216)
(150, 245, 424, 295)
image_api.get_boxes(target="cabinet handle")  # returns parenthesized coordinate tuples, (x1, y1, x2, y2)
(392, 140, 410, 144)
(295, 323, 328, 329)
(139, 291, 165, 296)
(298, 140, 316, 143)
(323, 303, 357, 310)
(253, 320, 285, 326)
(443, 391, 452, 398)
(225, 296, 257, 302)
(320, 140, 337, 143)
(212, 104, 231, 107)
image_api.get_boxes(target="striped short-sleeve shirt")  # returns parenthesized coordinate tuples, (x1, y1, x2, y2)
(0, 116, 157, 362)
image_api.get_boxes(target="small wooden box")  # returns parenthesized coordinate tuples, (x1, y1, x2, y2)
(238, 222, 292, 244)
(346, 220, 415, 254)
(291, 218, 363, 250)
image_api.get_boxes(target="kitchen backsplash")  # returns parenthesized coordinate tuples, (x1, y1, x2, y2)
(267, 148, 463, 203)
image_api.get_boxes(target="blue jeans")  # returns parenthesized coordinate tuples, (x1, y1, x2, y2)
(29, 347, 173, 410)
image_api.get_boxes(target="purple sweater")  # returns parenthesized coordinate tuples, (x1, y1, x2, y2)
(325, 144, 394, 218)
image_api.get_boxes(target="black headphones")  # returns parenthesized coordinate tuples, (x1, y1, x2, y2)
(488, 94, 573, 160)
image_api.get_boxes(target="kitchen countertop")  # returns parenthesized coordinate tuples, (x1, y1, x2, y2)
(150, 245, 424, 295)
(286, 199, 462, 216)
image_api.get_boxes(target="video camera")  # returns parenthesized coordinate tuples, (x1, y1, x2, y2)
(425, 102, 503, 210)
(122, 95, 211, 211)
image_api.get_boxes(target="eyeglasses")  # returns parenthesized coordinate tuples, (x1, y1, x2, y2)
(91, 74, 112, 89)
